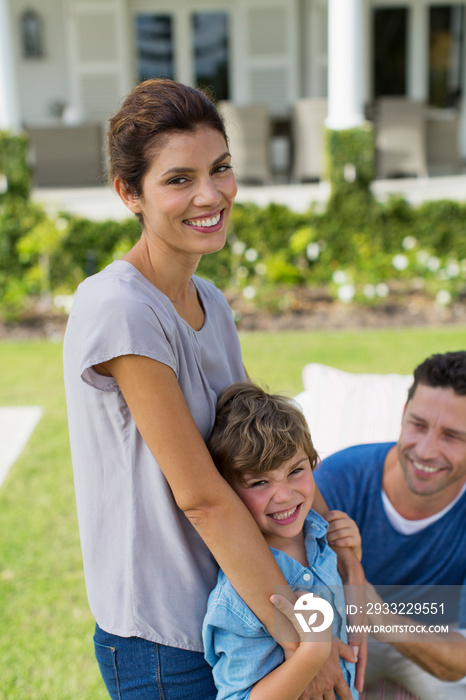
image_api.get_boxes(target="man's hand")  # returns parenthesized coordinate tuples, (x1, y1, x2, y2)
(298, 638, 356, 700)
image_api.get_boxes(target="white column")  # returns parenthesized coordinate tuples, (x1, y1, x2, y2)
(326, 0, 365, 130)
(0, 0, 21, 131)
(408, 2, 428, 101)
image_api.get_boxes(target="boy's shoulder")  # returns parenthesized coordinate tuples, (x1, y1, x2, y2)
(205, 570, 266, 634)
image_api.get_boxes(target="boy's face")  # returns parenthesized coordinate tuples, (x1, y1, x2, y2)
(232, 448, 315, 548)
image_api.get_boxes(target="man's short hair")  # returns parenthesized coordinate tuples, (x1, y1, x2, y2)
(407, 351, 466, 402)
(207, 382, 319, 486)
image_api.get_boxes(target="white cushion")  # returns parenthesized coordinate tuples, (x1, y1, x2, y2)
(294, 363, 412, 459)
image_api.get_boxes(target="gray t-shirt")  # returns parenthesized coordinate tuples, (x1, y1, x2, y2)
(63, 261, 246, 650)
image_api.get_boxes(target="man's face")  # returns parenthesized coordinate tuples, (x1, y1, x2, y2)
(397, 384, 466, 501)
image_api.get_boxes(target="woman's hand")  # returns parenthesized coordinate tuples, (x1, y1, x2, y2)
(271, 594, 357, 700)
(247, 594, 332, 700)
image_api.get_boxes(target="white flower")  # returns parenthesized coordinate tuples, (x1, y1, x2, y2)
(375, 283, 389, 298)
(337, 284, 355, 303)
(363, 284, 376, 299)
(55, 217, 68, 231)
(446, 261, 460, 278)
(426, 256, 440, 272)
(255, 262, 267, 276)
(392, 254, 409, 271)
(242, 286, 256, 300)
(236, 266, 248, 279)
(245, 248, 258, 263)
(332, 270, 347, 285)
(402, 236, 417, 250)
(306, 243, 320, 261)
(435, 290, 452, 306)
(231, 240, 246, 256)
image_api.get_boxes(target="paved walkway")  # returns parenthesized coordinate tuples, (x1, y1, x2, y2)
(32, 174, 466, 220)
(0, 406, 43, 488)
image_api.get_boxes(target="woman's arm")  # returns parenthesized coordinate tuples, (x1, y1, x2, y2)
(249, 595, 332, 700)
(99, 353, 298, 636)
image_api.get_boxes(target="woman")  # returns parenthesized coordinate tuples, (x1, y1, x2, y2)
(63, 79, 300, 699)
(64, 79, 361, 699)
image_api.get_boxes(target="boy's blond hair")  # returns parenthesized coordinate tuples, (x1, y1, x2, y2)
(207, 382, 319, 485)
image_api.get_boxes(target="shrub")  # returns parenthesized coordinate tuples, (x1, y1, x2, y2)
(0, 189, 465, 321)
(326, 123, 376, 210)
(0, 130, 32, 202)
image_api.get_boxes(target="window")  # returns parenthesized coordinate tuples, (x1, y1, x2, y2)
(135, 15, 174, 82)
(20, 10, 44, 59)
(192, 12, 230, 101)
(373, 8, 408, 96)
(429, 5, 464, 108)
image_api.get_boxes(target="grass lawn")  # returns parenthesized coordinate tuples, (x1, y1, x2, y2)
(0, 325, 464, 699)
(240, 325, 466, 395)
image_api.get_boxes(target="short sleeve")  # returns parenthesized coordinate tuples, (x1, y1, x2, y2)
(69, 271, 178, 391)
(203, 599, 283, 700)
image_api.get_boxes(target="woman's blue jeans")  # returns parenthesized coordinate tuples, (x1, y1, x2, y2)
(94, 624, 217, 699)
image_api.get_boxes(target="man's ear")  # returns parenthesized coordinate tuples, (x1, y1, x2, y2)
(114, 177, 142, 214)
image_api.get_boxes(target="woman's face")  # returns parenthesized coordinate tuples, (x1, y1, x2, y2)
(121, 126, 237, 259)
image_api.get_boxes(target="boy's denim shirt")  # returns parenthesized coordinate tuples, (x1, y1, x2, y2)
(203, 509, 358, 700)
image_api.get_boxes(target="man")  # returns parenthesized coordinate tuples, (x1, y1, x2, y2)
(314, 351, 466, 700)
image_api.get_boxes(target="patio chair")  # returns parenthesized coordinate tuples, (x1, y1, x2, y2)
(291, 98, 328, 182)
(375, 98, 428, 179)
(217, 101, 272, 184)
(294, 364, 419, 700)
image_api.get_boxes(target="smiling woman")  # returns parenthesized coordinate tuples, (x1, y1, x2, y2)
(115, 127, 237, 279)
(62, 79, 302, 700)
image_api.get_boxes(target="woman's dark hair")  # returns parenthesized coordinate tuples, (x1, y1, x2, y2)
(407, 351, 466, 401)
(107, 78, 228, 204)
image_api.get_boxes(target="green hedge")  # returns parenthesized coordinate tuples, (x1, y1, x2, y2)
(326, 122, 375, 206)
(0, 130, 32, 202)
(0, 194, 465, 320)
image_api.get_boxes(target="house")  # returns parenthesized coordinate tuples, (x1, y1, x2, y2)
(1, 0, 465, 186)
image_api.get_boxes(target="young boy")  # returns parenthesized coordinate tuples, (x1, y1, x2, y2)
(202, 382, 359, 700)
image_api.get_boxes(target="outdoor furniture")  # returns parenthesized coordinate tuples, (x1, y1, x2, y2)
(294, 363, 419, 700)
(217, 101, 272, 184)
(27, 124, 103, 187)
(291, 98, 328, 182)
(375, 98, 428, 179)
(426, 108, 462, 176)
